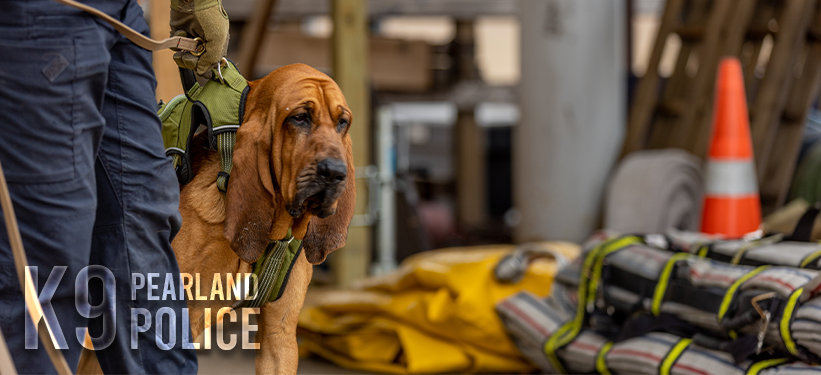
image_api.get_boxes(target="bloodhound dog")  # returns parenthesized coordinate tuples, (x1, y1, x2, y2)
(78, 63, 355, 374)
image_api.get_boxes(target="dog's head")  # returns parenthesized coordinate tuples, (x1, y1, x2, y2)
(224, 63, 355, 265)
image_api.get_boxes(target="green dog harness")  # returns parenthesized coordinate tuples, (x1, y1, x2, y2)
(241, 230, 303, 307)
(158, 60, 248, 192)
(158, 63, 301, 304)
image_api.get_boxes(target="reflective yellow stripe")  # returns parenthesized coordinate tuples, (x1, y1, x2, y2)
(746, 358, 789, 375)
(718, 266, 770, 322)
(800, 248, 821, 268)
(543, 235, 642, 374)
(731, 235, 783, 265)
(543, 324, 571, 374)
(659, 338, 692, 375)
(587, 237, 641, 301)
(780, 288, 803, 356)
(596, 342, 613, 375)
(697, 245, 709, 258)
(652, 253, 691, 315)
(543, 237, 610, 374)
(731, 244, 753, 265)
(588, 236, 642, 311)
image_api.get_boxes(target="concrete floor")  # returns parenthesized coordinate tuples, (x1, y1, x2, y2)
(194, 314, 365, 375)
(196, 348, 365, 374)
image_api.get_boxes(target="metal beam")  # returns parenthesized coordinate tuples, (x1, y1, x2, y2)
(225, 0, 518, 21)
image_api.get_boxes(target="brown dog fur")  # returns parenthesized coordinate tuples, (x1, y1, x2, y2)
(77, 63, 355, 375)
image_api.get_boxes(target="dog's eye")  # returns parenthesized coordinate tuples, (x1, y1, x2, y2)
(337, 119, 349, 132)
(289, 113, 310, 127)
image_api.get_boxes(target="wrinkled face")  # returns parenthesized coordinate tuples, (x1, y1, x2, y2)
(275, 80, 351, 220)
(279, 96, 351, 219)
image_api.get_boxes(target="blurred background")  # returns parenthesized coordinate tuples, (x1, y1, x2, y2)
(150, 0, 634, 285)
(140, 0, 821, 373)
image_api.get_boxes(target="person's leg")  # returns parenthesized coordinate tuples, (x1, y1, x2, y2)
(87, 1, 198, 373)
(0, 2, 111, 373)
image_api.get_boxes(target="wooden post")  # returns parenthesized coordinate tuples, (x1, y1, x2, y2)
(454, 21, 486, 230)
(150, 0, 184, 102)
(331, 0, 371, 286)
(237, 0, 279, 77)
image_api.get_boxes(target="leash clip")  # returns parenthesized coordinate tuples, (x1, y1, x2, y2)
(216, 57, 228, 84)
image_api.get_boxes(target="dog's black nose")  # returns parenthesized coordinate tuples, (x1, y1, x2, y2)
(317, 158, 347, 184)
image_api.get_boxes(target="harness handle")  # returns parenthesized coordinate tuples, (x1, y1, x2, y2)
(51, 0, 203, 55)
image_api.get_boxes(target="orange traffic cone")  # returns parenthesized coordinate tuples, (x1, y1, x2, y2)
(701, 58, 761, 237)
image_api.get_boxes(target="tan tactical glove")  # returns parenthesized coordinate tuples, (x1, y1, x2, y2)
(170, 0, 229, 82)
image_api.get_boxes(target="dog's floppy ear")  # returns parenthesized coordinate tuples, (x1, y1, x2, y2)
(223, 118, 277, 264)
(303, 134, 356, 264)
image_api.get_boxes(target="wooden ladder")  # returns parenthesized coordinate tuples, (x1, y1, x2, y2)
(623, 0, 821, 213)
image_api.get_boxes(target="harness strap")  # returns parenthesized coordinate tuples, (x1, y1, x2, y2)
(160, 61, 248, 188)
(51, 0, 201, 53)
(659, 338, 692, 375)
(215, 130, 237, 193)
(240, 230, 303, 308)
(595, 342, 613, 375)
(780, 287, 803, 357)
(246, 236, 292, 308)
(745, 358, 789, 375)
(652, 253, 692, 316)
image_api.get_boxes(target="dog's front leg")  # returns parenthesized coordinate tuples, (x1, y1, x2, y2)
(255, 251, 312, 375)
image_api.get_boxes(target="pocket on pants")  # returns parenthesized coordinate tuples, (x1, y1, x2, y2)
(0, 19, 109, 184)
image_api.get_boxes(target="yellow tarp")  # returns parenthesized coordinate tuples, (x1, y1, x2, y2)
(298, 243, 580, 374)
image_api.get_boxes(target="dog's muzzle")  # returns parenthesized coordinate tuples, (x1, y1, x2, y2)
(289, 158, 347, 218)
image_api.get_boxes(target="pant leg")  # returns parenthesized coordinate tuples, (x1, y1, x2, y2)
(87, 2, 197, 374)
(0, 2, 111, 373)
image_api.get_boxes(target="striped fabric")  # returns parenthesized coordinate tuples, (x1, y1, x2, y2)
(498, 291, 818, 374)
(497, 231, 821, 374)
(666, 229, 821, 269)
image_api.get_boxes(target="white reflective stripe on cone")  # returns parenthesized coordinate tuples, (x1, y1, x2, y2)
(704, 159, 758, 196)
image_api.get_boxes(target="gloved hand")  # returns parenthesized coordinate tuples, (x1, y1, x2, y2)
(170, 0, 230, 81)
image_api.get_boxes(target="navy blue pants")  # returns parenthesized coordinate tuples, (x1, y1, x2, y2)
(0, 1, 197, 373)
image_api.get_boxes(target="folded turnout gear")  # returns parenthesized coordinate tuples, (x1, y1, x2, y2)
(298, 243, 579, 374)
(497, 231, 821, 374)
